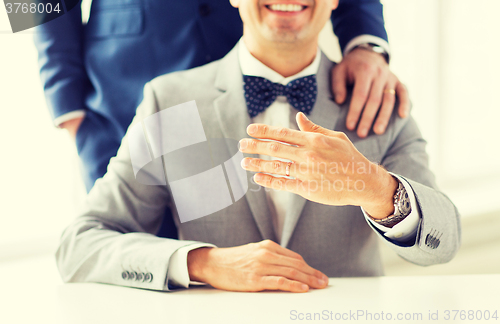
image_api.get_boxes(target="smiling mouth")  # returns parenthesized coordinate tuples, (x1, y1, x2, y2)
(265, 4, 308, 12)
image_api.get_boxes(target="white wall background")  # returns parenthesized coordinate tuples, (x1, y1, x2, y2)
(0, 8, 86, 259)
(1, 0, 499, 262)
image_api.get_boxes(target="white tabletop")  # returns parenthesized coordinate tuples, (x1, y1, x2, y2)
(1, 254, 498, 324)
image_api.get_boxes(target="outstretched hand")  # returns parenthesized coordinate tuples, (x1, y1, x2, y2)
(239, 112, 397, 218)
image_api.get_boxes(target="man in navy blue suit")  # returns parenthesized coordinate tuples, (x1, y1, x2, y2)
(34, 0, 408, 193)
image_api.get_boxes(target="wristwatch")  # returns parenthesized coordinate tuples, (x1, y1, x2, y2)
(369, 179, 412, 228)
(353, 43, 390, 63)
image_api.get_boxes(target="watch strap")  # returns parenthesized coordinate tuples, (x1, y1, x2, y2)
(353, 43, 390, 63)
(369, 180, 411, 228)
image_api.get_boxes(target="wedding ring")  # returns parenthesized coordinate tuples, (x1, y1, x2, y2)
(285, 162, 292, 177)
(384, 88, 396, 95)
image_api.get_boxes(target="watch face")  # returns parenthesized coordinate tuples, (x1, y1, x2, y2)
(397, 190, 412, 216)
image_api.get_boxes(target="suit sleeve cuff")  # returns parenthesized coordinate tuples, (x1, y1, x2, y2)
(165, 243, 217, 289)
(53, 110, 86, 128)
(343, 35, 391, 61)
(362, 173, 420, 242)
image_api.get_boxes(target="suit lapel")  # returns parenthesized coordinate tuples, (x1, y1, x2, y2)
(212, 49, 340, 246)
(213, 46, 278, 242)
(281, 53, 341, 248)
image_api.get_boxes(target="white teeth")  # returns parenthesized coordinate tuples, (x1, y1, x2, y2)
(269, 3, 304, 12)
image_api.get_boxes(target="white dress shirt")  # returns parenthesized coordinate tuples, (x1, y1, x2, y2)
(343, 35, 390, 60)
(165, 39, 418, 289)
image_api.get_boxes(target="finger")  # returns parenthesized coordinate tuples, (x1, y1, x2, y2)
(373, 81, 398, 135)
(265, 265, 328, 289)
(259, 276, 309, 293)
(241, 158, 300, 179)
(254, 174, 328, 202)
(266, 252, 328, 281)
(357, 77, 386, 138)
(246, 124, 306, 146)
(396, 82, 410, 118)
(296, 112, 338, 137)
(331, 63, 347, 104)
(257, 240, 305, 261)
(346, 74, 372, 131)
(239, 138, 298, 161)
(253, 173, 301, 193)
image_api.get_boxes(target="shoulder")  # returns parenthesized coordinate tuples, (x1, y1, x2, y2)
(334, 92, 418, 162)
(148, 61, 221, 107)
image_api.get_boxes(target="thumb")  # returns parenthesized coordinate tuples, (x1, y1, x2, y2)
(332, 63, 347, 104)
(296, 112, 337, 136)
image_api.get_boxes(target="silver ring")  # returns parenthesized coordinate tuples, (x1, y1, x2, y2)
(285, 162, 292, 177)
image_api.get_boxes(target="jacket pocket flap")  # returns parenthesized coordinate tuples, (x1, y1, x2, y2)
(86, 8, 143, 38)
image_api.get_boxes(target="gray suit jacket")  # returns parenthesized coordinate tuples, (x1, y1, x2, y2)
(56, 47, 461, 291)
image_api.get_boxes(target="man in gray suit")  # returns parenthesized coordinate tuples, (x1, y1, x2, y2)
(56, 0, 460, 293)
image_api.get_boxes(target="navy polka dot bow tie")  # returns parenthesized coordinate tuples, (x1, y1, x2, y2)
(243, 75, 318, 118)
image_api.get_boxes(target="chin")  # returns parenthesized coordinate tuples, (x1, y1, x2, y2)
(268, 32, 299, 43)
(263, 26, 308, 44)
